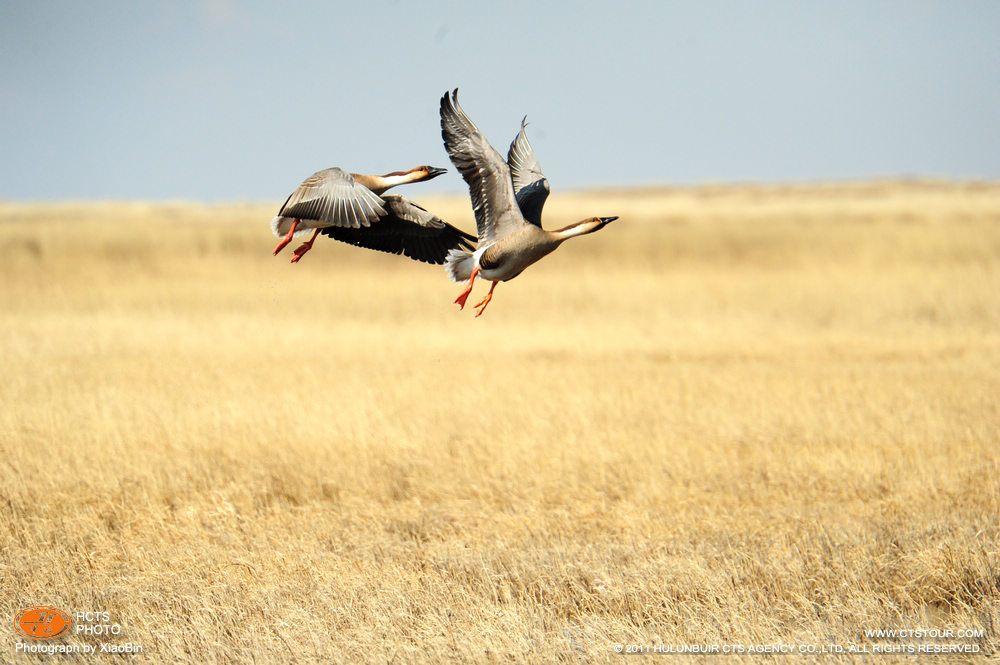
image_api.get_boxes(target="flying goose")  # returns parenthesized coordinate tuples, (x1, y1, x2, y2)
(271, 165, 475, 264)
(440, 89, 617, 316)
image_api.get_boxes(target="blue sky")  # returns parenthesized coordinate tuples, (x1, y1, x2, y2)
(2, 1, 998, 201)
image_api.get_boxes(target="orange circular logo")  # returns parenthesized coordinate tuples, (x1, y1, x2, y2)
(14, 606, 72, 639)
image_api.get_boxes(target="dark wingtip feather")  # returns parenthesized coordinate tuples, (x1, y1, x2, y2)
(441, 88, 459, 110)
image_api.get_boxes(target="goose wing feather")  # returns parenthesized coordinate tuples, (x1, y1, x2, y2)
(440, 89, 525, 244)
(277, 167, 387, 229)
(507, 117, 550, 227)
(320, 195, 476, 265)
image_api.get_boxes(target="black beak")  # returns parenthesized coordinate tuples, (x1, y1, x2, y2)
(426, 167, 448, 179)
(600, 216, 618, 225)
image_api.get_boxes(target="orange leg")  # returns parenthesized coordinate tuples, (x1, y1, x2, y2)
(272, 218, 299, 255)
(474, 281, 498, 317)
(454, 267, 480, 309)
(290, 228, 321, 263)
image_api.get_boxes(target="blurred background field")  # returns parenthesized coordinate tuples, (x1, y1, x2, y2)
(1, 181, 998, 663)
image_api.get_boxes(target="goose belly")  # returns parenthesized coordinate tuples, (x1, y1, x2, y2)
(477, 242, 557, 282)
(479, 264, 523, 282)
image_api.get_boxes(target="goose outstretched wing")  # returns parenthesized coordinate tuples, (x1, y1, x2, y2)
(440, 89, 525, 244)
(276, 167, 387, 229)
(320, 195, 476, 265)
(507, 117, 550, 227)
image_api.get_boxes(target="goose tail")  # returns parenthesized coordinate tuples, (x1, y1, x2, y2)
(444, 247, 476, 283)
(271, 215, 314, 238)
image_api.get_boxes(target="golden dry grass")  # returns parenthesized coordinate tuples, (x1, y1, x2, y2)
(1, 181, 999, 663)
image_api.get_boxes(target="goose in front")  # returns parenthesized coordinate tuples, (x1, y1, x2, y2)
(271, 165, 474, 264)
(440, 90, 618, 317)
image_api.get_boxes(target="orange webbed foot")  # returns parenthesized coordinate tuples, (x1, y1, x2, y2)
(474, 297, 491, 317)
(474, 282, 498, 317)
(454, 267, 479, 309)
(289, 229, 320, 263)
(289, 244, 310, 263)
(273, 219, 299, 256)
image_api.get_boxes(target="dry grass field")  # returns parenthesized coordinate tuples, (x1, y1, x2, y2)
(1, 181, 999, 663)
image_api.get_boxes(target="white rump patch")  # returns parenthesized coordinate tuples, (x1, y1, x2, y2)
(444, 248, 475, 283)
(270, 216, 317, 238)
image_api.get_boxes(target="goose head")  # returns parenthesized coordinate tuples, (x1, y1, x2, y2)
(415, 165, 448, 181)
(554, 216, 618, 239)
